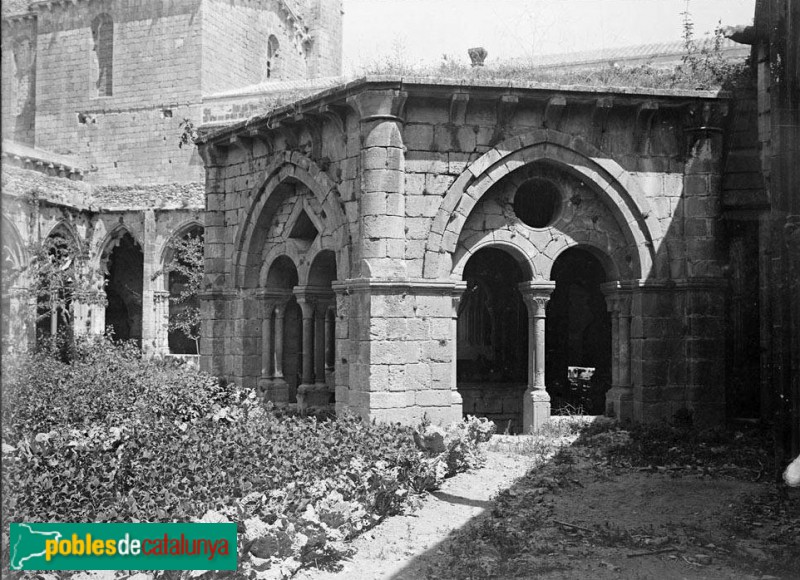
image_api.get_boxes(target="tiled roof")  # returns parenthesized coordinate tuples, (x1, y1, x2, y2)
(204, 76, 351, 101)
(2, 139, 86, 175)
(2, 0, 34, 17)
(524, 38, 747, 69)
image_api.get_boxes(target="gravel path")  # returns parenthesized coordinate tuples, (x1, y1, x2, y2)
(296, 451, 533, 580)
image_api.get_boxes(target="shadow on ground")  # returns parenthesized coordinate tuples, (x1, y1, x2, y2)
(385, 418, 800, 580)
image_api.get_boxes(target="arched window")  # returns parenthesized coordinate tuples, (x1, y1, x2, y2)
(91, 13, 114, 96)
(266, 35, 280, 80)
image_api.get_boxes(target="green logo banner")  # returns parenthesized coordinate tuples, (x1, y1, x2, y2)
(9, 523, 237, 571)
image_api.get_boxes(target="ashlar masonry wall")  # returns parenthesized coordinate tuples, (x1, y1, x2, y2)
(199, 78, 732, 430)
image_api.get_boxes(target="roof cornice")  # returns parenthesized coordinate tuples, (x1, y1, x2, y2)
(197, 75, 730, 146)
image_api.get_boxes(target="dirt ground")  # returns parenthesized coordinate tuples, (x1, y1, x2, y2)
(298, 429, 800, 580)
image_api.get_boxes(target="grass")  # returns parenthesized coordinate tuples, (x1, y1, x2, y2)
(360, 56, 747, 92)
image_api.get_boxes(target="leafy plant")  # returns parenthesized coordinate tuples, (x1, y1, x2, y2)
(1, 339, 488, 574)
(16, 231, 105, 359)
(178, 118, 197, 149)
(155, 232, 204, 353)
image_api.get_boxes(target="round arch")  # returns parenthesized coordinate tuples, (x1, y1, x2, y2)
(261, 250, 301, 289)
(424, 129, 666, 281)
(265, 254, 300, 289)
(546, 242, 619, 282)
(307, 249, 337, 287)
(451, 230, 539, 281)
(233, 152, 350, 289)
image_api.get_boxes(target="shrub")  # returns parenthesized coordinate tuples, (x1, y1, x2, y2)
(2, 339, 490, 574)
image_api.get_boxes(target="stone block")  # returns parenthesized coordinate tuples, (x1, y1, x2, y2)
(363, 169, 403, 194)
(406, 363, 432, 389)
(406, 217, 431, 240)
(447, 152, 472, 175)
(425, 173, 455, 196)
(404, 123, 435, 150)
(405, 173, 426, 196)
(416, 389, 452, 407)
(433, 125, 455, 152)
(406, 317, 429, 339)
(386, 194, 404, 216)
(415, 295, 451, 317)
(421, 339, 451, 363)
(428, 317, 452, 340)
(364, 215, 403, 238)
(372, 293, 416, 318)
(370, 390, 414, 409)
(406, 195, 438, 218)
(371, 340, 421, 365)
(406, 151, 448, 175)
(430, 363, 452, 389)
(387, 364, 407, 391)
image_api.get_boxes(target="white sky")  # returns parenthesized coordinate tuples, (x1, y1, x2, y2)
(342, 0, 756, 73)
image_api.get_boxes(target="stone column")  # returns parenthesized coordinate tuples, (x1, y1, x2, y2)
(325, 305, 335, 372)
(519, 281, 555, 433)
(296, 295, 316, 409)
(141, 210, 158, 356)
(314, 301, 327, 389)
(271, 301, 289, 403)
(295, 287, 334, 408)
(346, 90, 408, 279)
(257, 298, 275, 400)
(324, 305, 336, 396)
(153, 290, 170, 355)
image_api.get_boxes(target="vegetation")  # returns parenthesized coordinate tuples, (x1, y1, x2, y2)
(18, 231, 105, 360)
(158, 232, 204, 353)
(1, 338, 494, 575)
(426, 420, 785, 580)
(361, 30, 746, 93)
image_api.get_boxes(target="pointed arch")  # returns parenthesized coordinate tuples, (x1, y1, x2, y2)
(95, 223, 142, 273)
(2, 214, 28, 272)
(160, 219, 204, 265)
(233, 151, 349, 289)
(423, 129, 666, 281)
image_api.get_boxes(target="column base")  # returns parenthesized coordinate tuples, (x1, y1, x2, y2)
(605, 386, 633, 422)
(523, 387, 551, 434)
(267, 378, 290, 405)
(257, 377, 273, 400)
(297, 383, 332, 408)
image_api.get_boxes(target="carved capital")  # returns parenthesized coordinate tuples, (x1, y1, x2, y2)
(683, 101, 728, 154)
(518, 281, 555, 317)
(346, 90, 408, 124)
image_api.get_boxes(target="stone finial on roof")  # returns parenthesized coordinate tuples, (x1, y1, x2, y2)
(468, 47, 488, 67)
